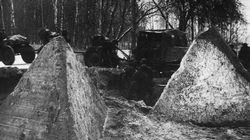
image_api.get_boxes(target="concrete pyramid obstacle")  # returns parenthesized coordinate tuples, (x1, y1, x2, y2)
(0, 37, 107, 140)
(153, 28, 250, 126)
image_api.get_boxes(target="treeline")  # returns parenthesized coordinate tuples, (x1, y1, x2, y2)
(155, 0, 246, 43)
(0, 0, 246, 49)
(0, 0, 154, 49)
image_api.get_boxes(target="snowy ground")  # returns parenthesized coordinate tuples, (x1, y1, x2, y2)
(0, 55, 37, 69)
(117, 49, 131, 59)
(0, 50, 130, 69)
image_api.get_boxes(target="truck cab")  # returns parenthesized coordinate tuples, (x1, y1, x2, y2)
(134, 29, 188, 77)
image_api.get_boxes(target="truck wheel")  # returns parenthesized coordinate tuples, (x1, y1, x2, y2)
(1, 45, 15, 65)
(20, 45, 35, 63)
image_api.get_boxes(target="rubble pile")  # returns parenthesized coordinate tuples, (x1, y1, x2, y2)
(102, 96, 250, 140)
(154, 28, 250, 126)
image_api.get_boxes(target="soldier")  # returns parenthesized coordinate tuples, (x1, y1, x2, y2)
(38, 28, 51, 45)
(89, 34, 120, 67)
(119, 60, 137, 98)
(92, 34, 106, 47)
(37, 28, 59, 53)
(239, 43, 250, 71)
(138, 58, 153, 80)
(129, 58, 154, 106)
(102, 39, 120, 67)
(84, 35, 104, 67)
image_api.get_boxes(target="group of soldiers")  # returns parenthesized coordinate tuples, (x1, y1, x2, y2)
(85, 34, 154, 105)
(85, 35, 120, 67)
(37, 28, 70, 53)
(2, 27, 250, 106)
(36, 29, 250, 106)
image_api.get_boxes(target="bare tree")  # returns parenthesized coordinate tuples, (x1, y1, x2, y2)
(226, 21, 246, 44)
(98, 0, 103, 34)
(152, 0, 173, 29)
(117, 2, 158, 41)
(116, 0, 128, 39)
(0, 0, 5, 29)
(73, 0, 79, 46)
(131, 0, 137, 51)
(106, 0, 118, 37)
(40, 0, 44, 27)
(10, 0, 16, 34)
(53, 0, 58, 29)
(60, 0, 64, 31)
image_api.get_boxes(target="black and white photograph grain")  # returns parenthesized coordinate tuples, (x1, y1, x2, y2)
(0, 0, 250, 140)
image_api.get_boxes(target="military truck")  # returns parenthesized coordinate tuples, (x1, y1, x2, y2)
(133, 29, 188, 77)
(0, 34, 35, 65)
